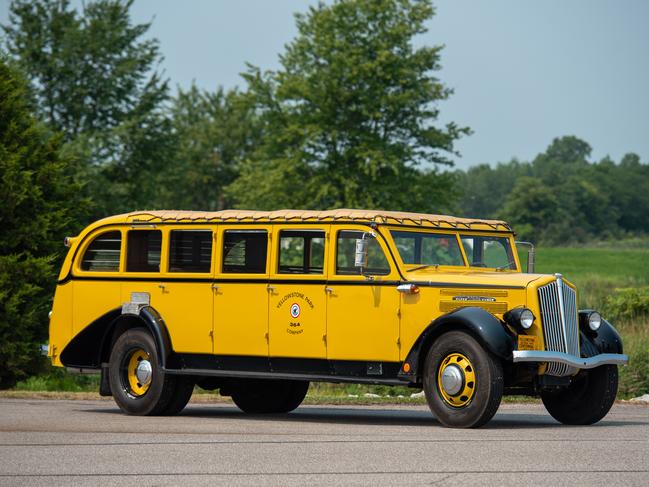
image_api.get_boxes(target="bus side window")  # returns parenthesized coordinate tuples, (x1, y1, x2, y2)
(126, 230, 162, 272)
(169, 230, 212, 273)
(222, 231, 268, 274)
(80, 231, 121, 272)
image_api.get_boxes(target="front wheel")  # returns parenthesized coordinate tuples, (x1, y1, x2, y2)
(541, 365, 618, 425)
(108, 327, 194, 416)
(231, 379, 309, 414)
(423, 331, 503, 428)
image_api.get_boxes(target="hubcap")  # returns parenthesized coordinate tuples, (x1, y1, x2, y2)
(437, 352, 476, 408)
(440, 364, 464, 396)
(135, 360, 152, 385)
(125, 349, 152, 397)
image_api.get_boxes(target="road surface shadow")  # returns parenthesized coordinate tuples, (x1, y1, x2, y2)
(85, 404, 644, 429)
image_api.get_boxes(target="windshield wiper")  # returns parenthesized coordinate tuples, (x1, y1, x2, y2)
(495, 260, 517, 271)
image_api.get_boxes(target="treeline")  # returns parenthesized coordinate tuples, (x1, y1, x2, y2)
(456, 136, 649, 245)
(1, 0, 648, 386)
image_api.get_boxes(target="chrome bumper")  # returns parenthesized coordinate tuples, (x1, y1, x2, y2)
(512, 350, 629, 369)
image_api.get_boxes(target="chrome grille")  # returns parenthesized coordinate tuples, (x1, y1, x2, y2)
(537, 276, 580, 376)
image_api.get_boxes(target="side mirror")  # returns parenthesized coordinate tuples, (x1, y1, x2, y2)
(354, 234, 370, 268)
(515, 241, 535, 273)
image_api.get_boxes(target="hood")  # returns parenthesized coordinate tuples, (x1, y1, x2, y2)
(404, 269, 555, 289)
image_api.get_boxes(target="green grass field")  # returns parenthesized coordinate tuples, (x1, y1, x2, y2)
(535, 247, 649, 284)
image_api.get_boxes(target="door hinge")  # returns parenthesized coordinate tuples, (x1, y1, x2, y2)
(322, 334, 327, 344)
(265, 332, 269, 342)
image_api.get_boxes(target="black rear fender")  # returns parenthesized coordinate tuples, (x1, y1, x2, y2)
(59, 306, 173, 369)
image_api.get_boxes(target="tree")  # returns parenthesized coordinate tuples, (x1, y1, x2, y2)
(161, 85, 261, 210)
(499, 177, 564, 244)
(456, 159, 532, 219)
(228, 0, 468, 211)
(0, 58, 85, 388)
(2, 0, 172, 216)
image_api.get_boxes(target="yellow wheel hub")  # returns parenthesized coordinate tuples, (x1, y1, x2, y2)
(126, 348, 152, 397)
(437, 352, 476, 408)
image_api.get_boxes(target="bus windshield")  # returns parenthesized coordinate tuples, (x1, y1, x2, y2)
(460, 235, 516, 270)
(390, 231, 464, 267)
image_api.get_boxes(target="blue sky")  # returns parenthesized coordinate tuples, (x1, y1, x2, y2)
(1, 0, 647, 169)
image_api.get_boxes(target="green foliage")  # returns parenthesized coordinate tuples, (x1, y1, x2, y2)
(603, 288, 649, 322)
(228, 0, 467, 211)
(615, 318, 649, 398)
(0, 57, 84, 388)
(162, 85, 260, 210)
(14, 365, 100, 392)
(2, 0, 173, 216)
(501, 176, 563, 242)
(457, 136, 649, 244)
(455, 160, 532, 219)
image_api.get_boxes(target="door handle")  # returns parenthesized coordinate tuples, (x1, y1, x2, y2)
(158, 284, 166, 291)
(211, 283, 219, 291)
(325, 287, 334, 294)
(267, 285, 276, 292)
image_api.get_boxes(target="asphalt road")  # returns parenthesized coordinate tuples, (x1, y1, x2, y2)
(0, 398, 648, 486)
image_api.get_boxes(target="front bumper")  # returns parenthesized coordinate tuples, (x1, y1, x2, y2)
(512, 350, 629, 369)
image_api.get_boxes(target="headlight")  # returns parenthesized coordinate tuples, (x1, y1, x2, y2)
(504, 307, 535, 330)
(520, 309, 534, 329)
(588, 312, 601, 331)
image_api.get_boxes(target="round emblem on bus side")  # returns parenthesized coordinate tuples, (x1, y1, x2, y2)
(290, 303, 301, 319)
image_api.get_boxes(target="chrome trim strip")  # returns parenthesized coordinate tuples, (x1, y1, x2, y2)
(513, 350, 629, 369)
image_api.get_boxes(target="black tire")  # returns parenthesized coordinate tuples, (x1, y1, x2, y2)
(541, 365, 618, 425)
(423, 331, 503, 428)
(108, 327, 193, 416)
(158, 376, 195, 415)
(231, 379, 309, 414)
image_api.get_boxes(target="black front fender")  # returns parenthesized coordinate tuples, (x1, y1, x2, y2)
(578, 312, 624, 356)
(399, 307, 515, 381)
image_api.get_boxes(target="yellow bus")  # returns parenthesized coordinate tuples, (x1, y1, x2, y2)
(48, 209, 628, 427)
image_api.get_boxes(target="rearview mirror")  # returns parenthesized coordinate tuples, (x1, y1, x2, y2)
(354, 234, 370, 268)
(515, 241, 535, 273)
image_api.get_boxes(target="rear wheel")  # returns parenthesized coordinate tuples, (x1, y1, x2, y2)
(108, 328, 194, 415)
(541, 365, 618, 425)
(231, 379, 309, 414)
(423, 331, 503, 428)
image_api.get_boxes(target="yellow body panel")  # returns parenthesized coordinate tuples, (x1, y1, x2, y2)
(325, 225, 401, 362)
(48, 282, 73, 367)
(267, 224, 329, 359)
(326, 281, 400, 361)
(120, 281, 214, 354)
(269, 284, 327, 358)
(213, 282, 268, 356)
(212, 225, 271, 356)
(73, 280, 121, 335)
